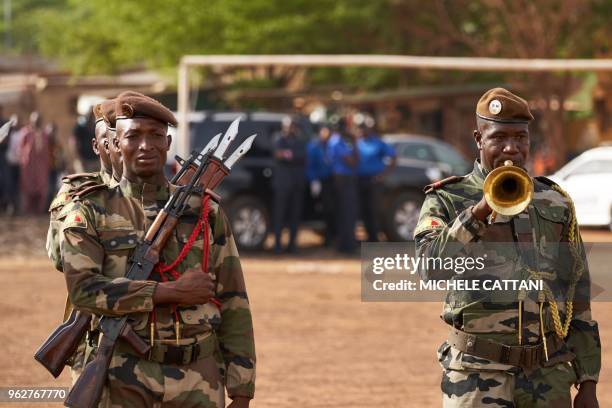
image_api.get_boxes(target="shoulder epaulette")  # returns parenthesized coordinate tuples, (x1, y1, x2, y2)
(68, 180, 98, 192)
(423, 176, 464, 194)
(74, 183, 107, 199)
(62, 172, 98, 183)
(534, 176, 559, 188)
(49, 179, 101, 212)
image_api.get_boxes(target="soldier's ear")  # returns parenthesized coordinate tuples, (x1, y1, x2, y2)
(473, 130, 482, 150)
(112, 136, 120, 151)
(91, 137, 100, 155)
(103, 138, 110, 155)
(166, 134, 172, 151)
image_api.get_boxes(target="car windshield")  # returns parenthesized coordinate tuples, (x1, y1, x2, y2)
(393, 141, 436, 162)
(189, 115, 314, 159)
(431, 143, 469, 174)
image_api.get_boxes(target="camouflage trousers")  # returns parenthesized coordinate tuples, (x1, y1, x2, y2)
(439, 343, 577, 407)
(441, 363, 576, 407)
(94, 350, 225, 408)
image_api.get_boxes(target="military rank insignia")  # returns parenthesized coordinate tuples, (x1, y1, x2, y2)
(64, 211, 88, 229)
(414, 216, 447, 237)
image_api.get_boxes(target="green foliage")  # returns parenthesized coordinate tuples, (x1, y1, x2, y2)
(1, 0, 611, 89)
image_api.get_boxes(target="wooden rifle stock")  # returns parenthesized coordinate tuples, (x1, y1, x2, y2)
(175, 156, 229, 191)
(63, 332, 114, 408)
(148, 215, 179, 258)
(64, 322, 148, 408)
(34, 309, 91, 378)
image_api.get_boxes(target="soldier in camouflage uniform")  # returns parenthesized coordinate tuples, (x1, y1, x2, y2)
(415, 88, 600, 407)
(59, 92, 255, 408)
(46, 101, 122, 383)
(47, 102, 115, 272)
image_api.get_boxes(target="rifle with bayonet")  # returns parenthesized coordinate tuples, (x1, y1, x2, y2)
(62, 119, 255, 408)
(33, 146, 212, 379)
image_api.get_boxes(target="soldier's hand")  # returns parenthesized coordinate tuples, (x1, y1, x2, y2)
(227, 396, 250, 408)
(154, 268, 215, 305)
(471, 196, 492, 222)
(174, 268, 215, 305)
(574, 381, 598, 408)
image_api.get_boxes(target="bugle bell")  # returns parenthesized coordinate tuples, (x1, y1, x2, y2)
(483, 160, 533, 217)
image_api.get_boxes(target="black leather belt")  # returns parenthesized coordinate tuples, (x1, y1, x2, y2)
(116, 333, 217, 365)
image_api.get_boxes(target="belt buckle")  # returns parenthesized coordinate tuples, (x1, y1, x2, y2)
(165, 345, 184, 365)
(499, 344, 511, 364)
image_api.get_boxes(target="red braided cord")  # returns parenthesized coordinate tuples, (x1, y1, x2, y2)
(157, 217, 203, 273)
(200, 196, 222, 309)
(201, 195, 210, 273)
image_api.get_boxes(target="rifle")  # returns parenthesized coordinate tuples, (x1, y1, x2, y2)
(64, 119, 255, 408)
(33, 144, 215, 379)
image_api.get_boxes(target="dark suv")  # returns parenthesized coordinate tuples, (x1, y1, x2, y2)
(181, 112, 469, 250)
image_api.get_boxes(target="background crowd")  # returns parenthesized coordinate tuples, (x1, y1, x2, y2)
(273, 117, 396, 255)
(0, 108, 100, 216)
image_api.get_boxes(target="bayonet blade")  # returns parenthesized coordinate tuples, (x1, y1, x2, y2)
(223, 134, 257, 169)
(213, 117, 240, 160)
(196, 133, 221, 164)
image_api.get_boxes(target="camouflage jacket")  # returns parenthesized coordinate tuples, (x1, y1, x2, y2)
(46, 170, 113, 272)
(59, 177, 256, 398)
(414, 160, 600, 384)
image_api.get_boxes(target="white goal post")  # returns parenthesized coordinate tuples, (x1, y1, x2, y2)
(176, 54, 612, 157)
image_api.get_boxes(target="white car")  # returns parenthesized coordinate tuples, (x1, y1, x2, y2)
(548, 146, 612, 230)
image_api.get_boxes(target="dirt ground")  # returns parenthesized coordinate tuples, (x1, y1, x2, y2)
(0, 216, 611, 407)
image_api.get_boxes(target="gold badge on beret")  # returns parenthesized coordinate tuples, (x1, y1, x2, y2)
(489, 99, 502, 115)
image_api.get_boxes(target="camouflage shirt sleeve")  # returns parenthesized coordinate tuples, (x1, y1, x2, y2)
(414, 192, 487, 281)
(46, 184, 72, 272)
(210, 205, 256, 399)
(60, 200, 158, 317)
(564, 231, 601, 384)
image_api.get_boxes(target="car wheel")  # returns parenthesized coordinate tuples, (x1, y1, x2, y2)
(226, 196, 269, 251)
(384, 192, 423, 242)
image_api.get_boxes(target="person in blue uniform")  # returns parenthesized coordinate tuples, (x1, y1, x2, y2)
(305, 124, 335, 247)
(356, 123, 396, 242)
(327, 119, 359, 254)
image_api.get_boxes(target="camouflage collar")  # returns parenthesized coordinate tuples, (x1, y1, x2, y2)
(119, 177, 170, 201)
(472, 160, 489, 184)
(100, 169, 113, 185)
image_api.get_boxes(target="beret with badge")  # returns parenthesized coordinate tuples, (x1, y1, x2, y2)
(115, 91, 177, 127)
(476, 87, 534, 124)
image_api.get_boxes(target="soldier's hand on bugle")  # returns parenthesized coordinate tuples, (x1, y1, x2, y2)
(153, 268, 215, 305)
(471, 196, 492, 222)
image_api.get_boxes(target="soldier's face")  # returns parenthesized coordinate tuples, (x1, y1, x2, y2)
(116, 118, 171, 180)
(474, 121, 530, 171)
(92, 121, 112, 172)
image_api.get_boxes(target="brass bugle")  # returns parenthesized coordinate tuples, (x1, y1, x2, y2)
(483, 160, 533, 217)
